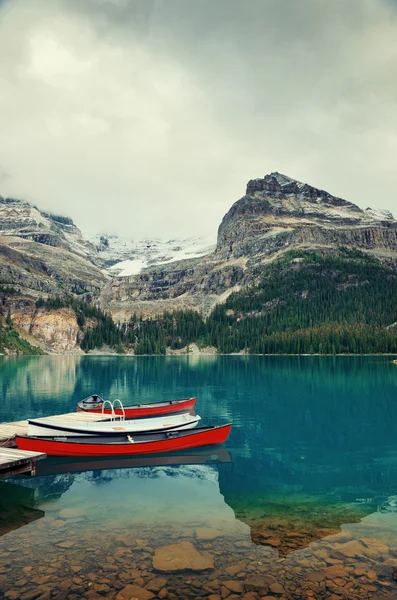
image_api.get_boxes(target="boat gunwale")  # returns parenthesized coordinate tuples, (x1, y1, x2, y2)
(78, 397, 197, 411)
(17, 424, 232, 446)
(27, 414, 201, 436)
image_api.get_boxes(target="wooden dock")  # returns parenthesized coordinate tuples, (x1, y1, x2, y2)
(0, 447, 46, 479)
(0, 411, 110, 448)
(0, 411, 111, 479)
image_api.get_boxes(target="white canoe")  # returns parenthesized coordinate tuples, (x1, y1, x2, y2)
(27, 413, 201, 437)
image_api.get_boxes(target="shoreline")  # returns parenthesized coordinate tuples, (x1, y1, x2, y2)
(1, 351, 397, 358)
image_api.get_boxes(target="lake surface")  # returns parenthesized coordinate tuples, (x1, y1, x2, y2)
(1, 355, 397, 599)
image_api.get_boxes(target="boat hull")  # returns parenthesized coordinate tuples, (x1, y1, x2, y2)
(77, 397, 196, 418)
(15, 424, 232, 457)
(28, 413, 200, 437)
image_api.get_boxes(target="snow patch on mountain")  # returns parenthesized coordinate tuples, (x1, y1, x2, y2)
(109, 258, 147, 276)
(0, 197, 51, 234)
(0, 195, 96, 259)
(90, 234, 216, 277)
(365, 207, 395, 221)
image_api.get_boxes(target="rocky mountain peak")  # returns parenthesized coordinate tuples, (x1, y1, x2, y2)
(0, 193, 108, 306)
(0, 193, 73, 235)
(216, 172, 397, 260)
(0, 193, 95, 259)
(246, 172, 362, 212)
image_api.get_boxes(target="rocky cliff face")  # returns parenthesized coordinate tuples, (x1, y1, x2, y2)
(216, 172, 397, 260)
(12, 305, 81, 353)
(0, 195, 108, 300)
(100, 172, 397, 319)
(101, 256, 246, 321)
(0, 238, 108, 297)
(0, 196, 96, 258)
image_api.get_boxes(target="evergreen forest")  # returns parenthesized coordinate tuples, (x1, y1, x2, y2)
(78, 249, 397, 355)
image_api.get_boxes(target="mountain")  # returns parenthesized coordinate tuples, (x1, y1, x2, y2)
(0, 195, 109, 353)
(0, 195, 107, 298)
(217, 172, 396, 260)
(100, 172, 397, 321)
(1, 172, 397, 354)
(0, 195, 100, 258)
(0, 195, 215, 352)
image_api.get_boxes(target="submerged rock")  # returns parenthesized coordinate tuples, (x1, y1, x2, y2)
(153, 541, 214, 572)
(360, 538, 390, 559)
(244, 574, 275, 593)
(322, 565, 349, 579)
(116, 584, 154, 600)
(59, 508, 84, 519)
(50, 520, 66, 529)
(222, 580, 244, 593)
(269, 582, 285, 595)
(196, 527, 222, 541)
(145, 577, 167, 592)
(55, 541, 75, 549)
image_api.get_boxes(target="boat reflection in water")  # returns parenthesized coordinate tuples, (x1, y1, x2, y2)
(35, 445, 232, 477)
(5, 444, 378, 558)
(0, 446, 230, 543)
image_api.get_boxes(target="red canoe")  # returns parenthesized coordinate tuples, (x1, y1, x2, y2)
(15, 424, 232, 457)
(77, 395, 196, 418)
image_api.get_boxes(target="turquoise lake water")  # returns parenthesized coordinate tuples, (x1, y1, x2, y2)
(1, 355, 397, 599)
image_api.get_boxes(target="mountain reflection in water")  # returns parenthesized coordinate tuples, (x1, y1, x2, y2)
(0, 483, 44, 536)
(1, 444, 389, 558)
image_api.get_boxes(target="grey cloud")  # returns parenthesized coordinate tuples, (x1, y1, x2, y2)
(0, 0, 396, 239)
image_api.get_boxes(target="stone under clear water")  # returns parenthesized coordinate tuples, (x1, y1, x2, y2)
(1, 355, 397, 599)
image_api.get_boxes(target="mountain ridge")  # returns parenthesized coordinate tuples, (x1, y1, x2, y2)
(100, 172, 397, 320)
(1, 172, 397, 353)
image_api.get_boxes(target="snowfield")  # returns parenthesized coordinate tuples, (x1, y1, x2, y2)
(90, 234, 216, 277)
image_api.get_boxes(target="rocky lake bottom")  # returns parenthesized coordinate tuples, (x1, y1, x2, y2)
(2, 481, 397, 600)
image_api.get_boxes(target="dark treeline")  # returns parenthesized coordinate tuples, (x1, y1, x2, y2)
(34, 250, 397, 354)
(124, 310, 206, 355)
(77, 309, 207, 354)
(129, 250, 397, 355)
(205, 249, 397, 354)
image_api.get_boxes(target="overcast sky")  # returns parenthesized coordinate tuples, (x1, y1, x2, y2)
(0, 0, 396, 239)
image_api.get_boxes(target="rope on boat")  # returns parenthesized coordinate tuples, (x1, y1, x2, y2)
(0, 435, 16, 447)
(127, 435, 135, 444)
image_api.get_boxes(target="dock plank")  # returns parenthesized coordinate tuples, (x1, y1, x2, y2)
(0, 447, 46, 472)
(0, 410, 110, 476)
